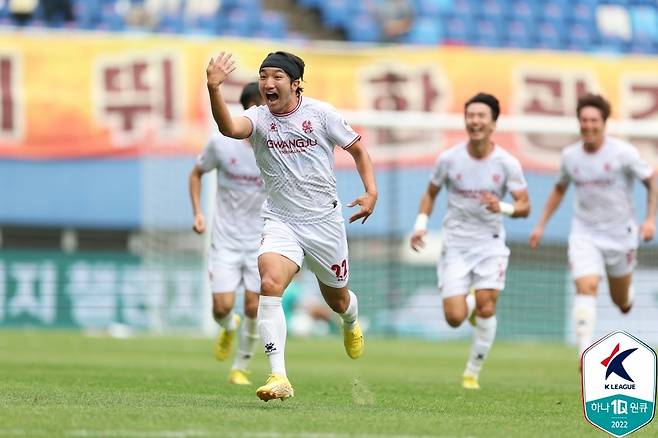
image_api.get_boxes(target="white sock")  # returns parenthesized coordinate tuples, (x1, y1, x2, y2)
(257, 296, 287, 376)
(466, 290, 476, 317)
(465, 315, 497, 377)
(573, 294, 596, 357)
(215, 309, 237, 331)
(232, 316, 259, 371)
(625, 286, 635, 309)
(339, 290, 358, 329)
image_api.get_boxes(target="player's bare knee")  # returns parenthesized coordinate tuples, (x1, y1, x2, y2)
(477, 306, 496, 319)
(444, 311, 464, 328)
(476, 301, 496, 318)
(576, 279, 598, 295)
(244, 301, 259, 319)
(260, 276, 284, 296)
(212, 304, 231, 319)
(325, 295, 349, 314)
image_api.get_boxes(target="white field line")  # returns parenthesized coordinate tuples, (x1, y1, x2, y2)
(0, 429, 477, 438)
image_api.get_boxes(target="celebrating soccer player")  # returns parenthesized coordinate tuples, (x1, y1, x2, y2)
(529, 93, 657, 365)
(206, 51, 378, 401)
(410, 93, 530, 390)
(189, 82, 264, 386)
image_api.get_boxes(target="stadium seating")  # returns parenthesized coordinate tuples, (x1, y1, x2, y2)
(405, 16, 442, 45)
(1, 0, 657, 54)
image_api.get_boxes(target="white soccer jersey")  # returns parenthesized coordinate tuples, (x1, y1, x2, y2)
(557, 136, 653, 232)
(197, 134, 266, 251)
(242, 97, 360, 223)
(430, 143, 527, 248)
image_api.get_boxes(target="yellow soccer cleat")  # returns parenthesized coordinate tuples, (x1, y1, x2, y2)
(343, 320, 364, 359)
(214, 314, 241, 361)
(256, 373, 294, 402)
(462, 373, 480, 390)
(228, 369, 252, 385)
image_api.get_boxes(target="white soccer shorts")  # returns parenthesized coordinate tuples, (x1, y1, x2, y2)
(568, 234, 637, 279)
(438, 245, 510, 298)
(208, 245, 260, 293)
(259, 216, 349, 289)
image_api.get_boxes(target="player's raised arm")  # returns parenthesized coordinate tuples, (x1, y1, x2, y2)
(410, 182, 440, 252)
(206, 52, 253, 139)
(345, 141, 378, 224)
(640, 174, 657, 241)
(188, 165, 206, 234)
(529, 183, 567, 248)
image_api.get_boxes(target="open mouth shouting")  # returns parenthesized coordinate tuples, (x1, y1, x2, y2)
(265, 91, 279, 104)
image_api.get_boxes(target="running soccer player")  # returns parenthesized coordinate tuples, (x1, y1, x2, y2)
(189, 82, 264, 385)
(410, 92, 530, 390)
(205, 51, 378, 401)
(529, 93, 657, 364)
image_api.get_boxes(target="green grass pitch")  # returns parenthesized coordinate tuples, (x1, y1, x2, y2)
(0, 330, 656, 438)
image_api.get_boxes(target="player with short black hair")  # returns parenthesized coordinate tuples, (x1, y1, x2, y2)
(530, 93, 657, 366)
(411, 92, 530, 390)
(206, 51, 378, 401)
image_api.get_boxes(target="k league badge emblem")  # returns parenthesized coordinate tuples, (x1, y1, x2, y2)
(582, 331, 656, 437)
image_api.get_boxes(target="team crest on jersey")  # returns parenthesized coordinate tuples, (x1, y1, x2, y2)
(270, 122, 278, 132)
(492, 174, 501, 183)
(604, 162, 611, 172)
(302, 120, 313, 134)
(229, 157, 237, 165)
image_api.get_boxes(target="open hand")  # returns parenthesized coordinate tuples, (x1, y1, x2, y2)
(347, 192, 377, 224)
(206, 52, 237, 88)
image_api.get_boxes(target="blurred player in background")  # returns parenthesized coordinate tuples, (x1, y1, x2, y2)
(206, 51, 378, 401)
(529, 93, 657, 364)
(189, 82, 264, 385)
(410, 93, 530, 390)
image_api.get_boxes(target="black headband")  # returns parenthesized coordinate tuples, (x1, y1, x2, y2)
(259, 53, 301, 81)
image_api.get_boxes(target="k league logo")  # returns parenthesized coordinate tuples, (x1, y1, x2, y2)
(582, 331, 656, 437)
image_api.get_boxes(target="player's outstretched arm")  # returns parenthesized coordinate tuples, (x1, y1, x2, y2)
(529, 183, 567, 248)
(345, 141, 378, 224)
(640, 175, 657, 241)
(410, 183, 440, 252)
(188, 165, 206, 234)
(206, 52, 252, 139)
